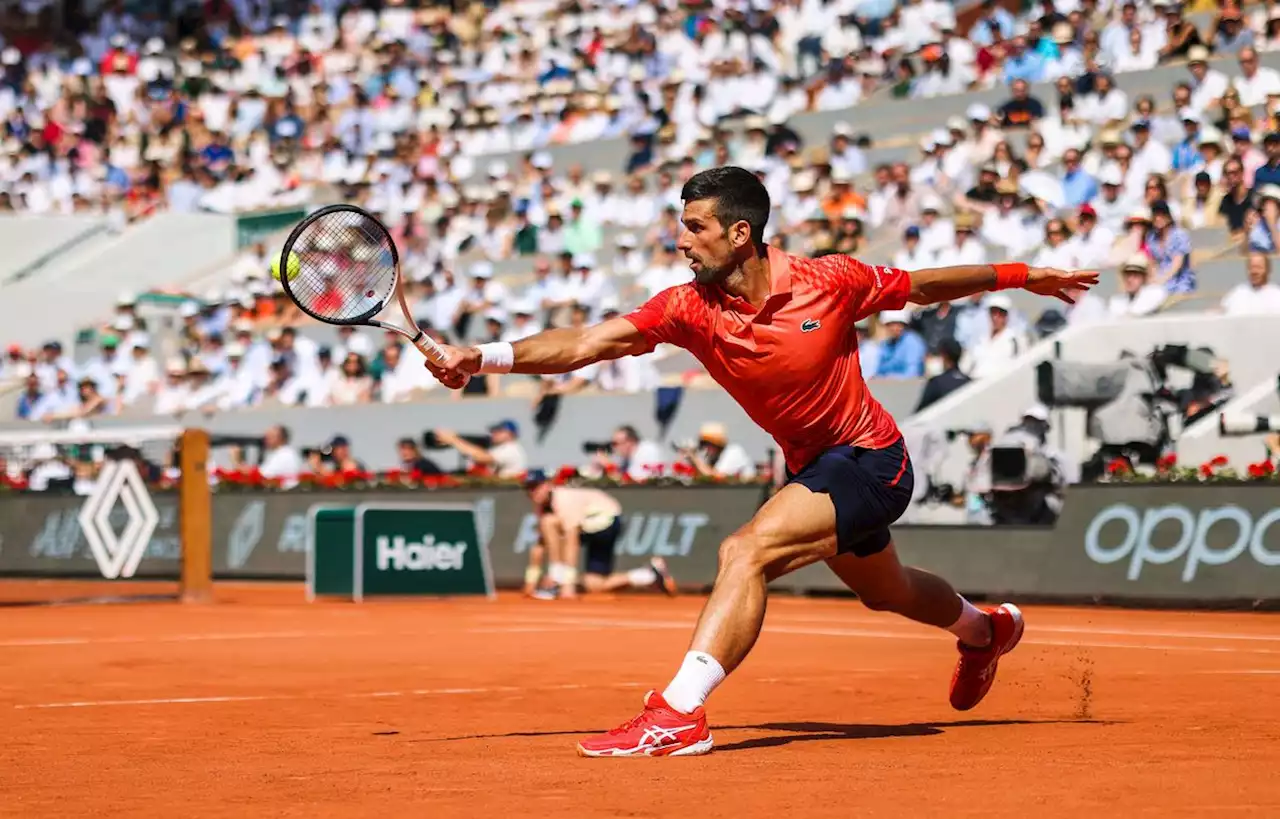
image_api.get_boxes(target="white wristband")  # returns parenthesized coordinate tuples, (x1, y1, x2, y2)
(475, 341, 514, 374)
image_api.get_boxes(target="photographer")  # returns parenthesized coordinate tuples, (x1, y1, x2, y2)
(588, 425, 665, 482)
(431, 420, 527, 478)
(957, 422, 994, 525)
(675, 423, 757, 480)
(396, 437, 444, 477)
(988, 405, 1070, 526)
(306, 435, 365, 475)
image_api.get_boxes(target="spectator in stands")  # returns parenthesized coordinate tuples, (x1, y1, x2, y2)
(856, 318, 881, 380)
(1068, 205, 1116, 270)
(319, 436, 365, 475)
(596, 425, 665, 482)
(999, 79, 1045, 129)
(960, 295, 1029, 380)
(15, 374, 43, 421)
(970, 0, 1016, 47)
(396, 437, 444, 477)
(1002, 39, 1047, 86)
(1147, 200, 1196, 294)
(256, 425, 303, 487)
(1081, 73, 1129, 127)
(1217, 14, 1257, 57)
(329, 353, 373, 406)
(1221, 252, 1280, 314)
(1033, 219, 1081, 270)
(875, 310, 927, 379)
(1234, 46, 1280, 106)
(1109, 254, 1169, 317)
(676, 423, 757, 481)
(1218, 158, 1253, 239)
(915, 338, 970, 412)
(378, 342, 436, 403)
(1181, 172, 1225, 229)
(433, 421, 527, 479)
(1059, 148, 1099, 209)
(893, 226, 934, 270)
(40, 377, 108, 423)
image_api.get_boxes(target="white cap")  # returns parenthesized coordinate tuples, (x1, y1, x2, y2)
(572, 253, 596, 268)
(947, 116, 968, 131)
(179, 301, 200, 318)
(966, 103, 991, 121)
(1179, 107, 1201, 124)
(31, 442, 57, 461)
(530, 151, 553, 169)
(511, 299, 537, 316)
(117, 291, 138, 306)
(599, 296, 621, 314)
(987, 293, 1013, 312)
(1099, 165, 1124, 186)
(880, 309, 912, 325)
(616, 232, 638, 248)
(470, 261, 494, 279)
(832, 121, 852, 137)
(266, 327, 284, 342)
(830, 167, 853, 184)
(111, 316, 134, 332)
(166, 357, 187, 374)
(482, 307, 507, 324)
(930, 128, 952, 146)
(592, 170, 614, 185)
(1024, 403, 1050, 422)
(225, 341, 246, 358)
(487, 160, 509, 178)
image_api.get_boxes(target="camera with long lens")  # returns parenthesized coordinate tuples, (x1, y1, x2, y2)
(422, 431, 492, 450)
(581, 440, 612, 455)
(1220, 414, 1280, 436)
(1036, 344, 1231, 481)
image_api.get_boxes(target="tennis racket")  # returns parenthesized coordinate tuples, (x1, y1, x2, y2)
(277, 204, 459, 377)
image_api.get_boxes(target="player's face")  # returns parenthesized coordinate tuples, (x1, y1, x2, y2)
(677, 198, 751, 284)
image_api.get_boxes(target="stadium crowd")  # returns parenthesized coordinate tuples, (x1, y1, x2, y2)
(4, 0, 1280, 485)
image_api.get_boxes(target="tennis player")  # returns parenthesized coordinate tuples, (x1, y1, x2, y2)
(521, 469, 678, 600)
(424, 167, 1098, 757)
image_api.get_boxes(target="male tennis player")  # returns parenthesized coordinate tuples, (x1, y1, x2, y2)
(424, 167, 1098, 757)
(522, 469, 678, 600)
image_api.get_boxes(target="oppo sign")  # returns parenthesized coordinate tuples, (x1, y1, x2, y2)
(1084, 503, 1280, 582)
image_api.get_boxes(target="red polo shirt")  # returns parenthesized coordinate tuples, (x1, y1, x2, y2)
(624, 246, 911, 473)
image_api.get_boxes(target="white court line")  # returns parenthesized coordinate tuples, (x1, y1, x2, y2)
(13, 681, 650, 710)
(496, 615, 1280, 656)
(0, 625, 599, 649)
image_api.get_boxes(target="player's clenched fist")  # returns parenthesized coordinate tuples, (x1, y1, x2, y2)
(423, 342, 481, 390)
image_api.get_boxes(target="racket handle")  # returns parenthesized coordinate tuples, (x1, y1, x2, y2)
(410, 329, 447, 364)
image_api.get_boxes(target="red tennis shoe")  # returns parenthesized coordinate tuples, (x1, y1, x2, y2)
(577, 691, 713, 757)
(949, 603, 1025, 711)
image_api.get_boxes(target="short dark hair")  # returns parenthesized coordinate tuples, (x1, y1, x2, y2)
(616, 425, 640, 444)
(938, 338, 964, 366)
(679, 166, 771, 245)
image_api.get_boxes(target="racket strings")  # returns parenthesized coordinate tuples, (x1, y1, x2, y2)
(289, 209, 398, 322)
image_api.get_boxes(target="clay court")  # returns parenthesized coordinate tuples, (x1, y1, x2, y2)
(3, 582, 1278, 818)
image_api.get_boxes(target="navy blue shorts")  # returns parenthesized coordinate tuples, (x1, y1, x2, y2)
(580, 516, 622, 576)
(785, 438, 914, 557)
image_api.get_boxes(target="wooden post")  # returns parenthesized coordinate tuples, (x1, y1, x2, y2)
(179, 428, 213, 603)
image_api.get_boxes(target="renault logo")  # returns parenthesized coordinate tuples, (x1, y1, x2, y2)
(78, 460, 160, 579)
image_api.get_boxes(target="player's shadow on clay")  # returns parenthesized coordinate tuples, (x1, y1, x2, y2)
(713, 719, 1112, 752)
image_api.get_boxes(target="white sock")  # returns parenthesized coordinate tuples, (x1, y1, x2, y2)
(947, 597, 992, 648)
(549, 563, 569, 585)
(662, 651, 726, 714)
(626, 567, 657, 588)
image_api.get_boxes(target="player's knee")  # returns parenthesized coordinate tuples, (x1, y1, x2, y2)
(717, 533, 768, 574)
(858, 592, 901, 612)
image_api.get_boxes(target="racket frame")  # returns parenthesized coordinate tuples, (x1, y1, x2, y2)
(278, 204, 447, 365)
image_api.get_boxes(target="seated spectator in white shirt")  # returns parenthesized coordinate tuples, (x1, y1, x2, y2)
(677, 422, 757, 480)
(214, 342, 259, 410)
(378, 341, 437, 403)
(932, 212, 987, 267)
(892, 226, 935, 270)
(1108, 254, 1168, 318)
(1031, 218, 1081, 270)
(1067, 205, 1117, 270)
(1079, 72, 1129, 126)
(1220, 251, 1280, 314)
(960, 295, 1030, 380)
(501, 302, 542, 344)
(258, 425, 303, 487)
(327, 352, 374, 405)
(153, 359, 194, 415)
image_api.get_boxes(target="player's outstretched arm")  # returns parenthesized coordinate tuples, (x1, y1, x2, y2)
(423, 318, 650, 389)
(907, 263, 1100, 306)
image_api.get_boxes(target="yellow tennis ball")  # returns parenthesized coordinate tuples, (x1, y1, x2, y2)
(271, 251, 301, 282)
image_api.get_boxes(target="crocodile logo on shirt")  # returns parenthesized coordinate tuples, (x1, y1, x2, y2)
(801, 318, 822, 333)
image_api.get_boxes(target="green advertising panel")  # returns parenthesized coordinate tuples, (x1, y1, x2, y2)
(353, 503, 494, 601)
(305, 505, 356, 601)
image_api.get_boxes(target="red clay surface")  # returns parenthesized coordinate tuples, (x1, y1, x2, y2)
(2, 582, 1279, 818)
